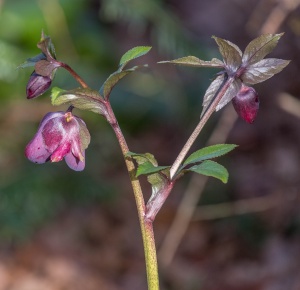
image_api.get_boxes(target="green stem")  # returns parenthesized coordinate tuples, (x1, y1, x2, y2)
(63, 63, 159, 288)
(105, 101, 160, 290)
(169, 76, 235, 179)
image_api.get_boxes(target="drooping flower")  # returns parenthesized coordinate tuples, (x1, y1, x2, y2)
(25, 111, 90, 171)
(232, 84, 259, 123)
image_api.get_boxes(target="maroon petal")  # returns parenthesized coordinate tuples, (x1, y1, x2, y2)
(50, 142, 71, 162)
(42, 119, 64, 151)
(232, 85, 259, 124)
(64, 151, 85, 171)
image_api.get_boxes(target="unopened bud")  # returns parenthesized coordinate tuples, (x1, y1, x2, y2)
(232, 84, 259, 124)
(26, 71, 52, 99)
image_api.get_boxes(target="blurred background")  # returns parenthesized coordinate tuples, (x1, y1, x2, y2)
(0, 0, 300, 289)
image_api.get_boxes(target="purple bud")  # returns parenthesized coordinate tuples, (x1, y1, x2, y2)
(26, 71, 52, 99)
(25, 111, 91, 171)
(232, 84, 259, 124)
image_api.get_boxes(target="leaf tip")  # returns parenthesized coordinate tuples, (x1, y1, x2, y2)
(119, 46, 152, 67)
(157, 60, 169, 64)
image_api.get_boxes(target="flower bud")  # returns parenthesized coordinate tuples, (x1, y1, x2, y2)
(26, 71, 52, 99)
(232, 84, 259, 124)
(25, 111, 90, 171)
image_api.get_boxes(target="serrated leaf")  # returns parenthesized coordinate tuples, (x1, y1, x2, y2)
(136, 162, 169, 177)
(201, 74, 225, 116)
(212, 36, 242, 73)
(119, 46, 151, 68)
(158, 56, 224, 68)
(51, 87, 106, 115)
(100, 70, 130, 99)
(126, 152, 169, 177)
(37, 35, 56, 60)
(18, 53, 46, 69)
(183, 144, 237, 166)
(241, 58, 290, 85)
(99, 65, 147, 100)
(216, 78, 242, 111)
(51, 86, 66, 98)
(188, 160, 229, 183)
(242, 33, 283, 65)
(126, 152, 158, 166)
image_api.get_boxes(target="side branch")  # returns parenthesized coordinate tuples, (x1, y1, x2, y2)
(169, 76, 234, 179)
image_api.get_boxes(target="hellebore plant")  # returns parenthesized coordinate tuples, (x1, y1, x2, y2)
(20, 32, 289, 290)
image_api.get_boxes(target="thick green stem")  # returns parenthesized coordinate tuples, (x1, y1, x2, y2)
(169, 76, 235, 179)
(105, 101, 160, 290)
(63, 64, 159, 288)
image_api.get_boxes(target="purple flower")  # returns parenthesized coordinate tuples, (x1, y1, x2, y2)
(25, 111, 91, 171)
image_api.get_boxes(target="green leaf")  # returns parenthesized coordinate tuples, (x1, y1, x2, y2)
(126, 152, 169, 177)
(100, 70, 130, 99)
(158, 56, 224, 68)
(241, 58, 290, 85)
(51, 87, 106, 115)
(127, 152, 169, 208)
(242, 33, 283, 65)
(18, 53, 46, 69)
(183, 144, 237, 166)
(212, 36, 242, 73)
(188, 160, 229, 183)
(136, 162, 169, 177)
(51, 86, 66, 99)
(126, 152, 158, 166)
(119, 46, 151, 68)
(99, 65, 147, 100)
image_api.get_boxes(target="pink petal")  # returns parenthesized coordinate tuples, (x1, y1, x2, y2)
(39, 111, 65, 127)
(70, 136, 84, 162)
(25, 131, 51, 163)
(64, 151, 85, 171)
(25, 112, 65, 164)
(42, 119, 64, 151)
